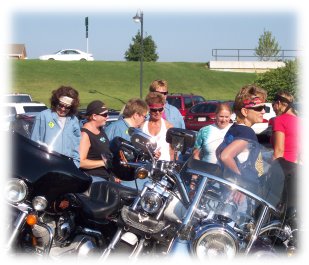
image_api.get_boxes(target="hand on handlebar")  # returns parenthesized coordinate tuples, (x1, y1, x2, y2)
(153, 148, 161, 160)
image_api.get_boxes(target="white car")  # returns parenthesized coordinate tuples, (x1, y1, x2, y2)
(39, 49, 94, 61)
(251, 102, 276, 135)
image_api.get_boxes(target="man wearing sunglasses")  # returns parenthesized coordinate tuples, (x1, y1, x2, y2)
(149, 79, 185, 129)
(31, 85, 81, 167)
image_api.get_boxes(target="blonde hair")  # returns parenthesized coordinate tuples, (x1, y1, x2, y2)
(234, 84, 267, 121)
(215, 102, 232, 114)
(149, 80, 168, 92)
(122, 98, 149, 118)
(145, 92, 166, 105)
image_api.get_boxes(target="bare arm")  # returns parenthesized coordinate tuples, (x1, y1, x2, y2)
(219, 139, 248, 175)
(79, 131, 105, 169)
(273, 131, 285, 160)
(193, 148, 201, 160)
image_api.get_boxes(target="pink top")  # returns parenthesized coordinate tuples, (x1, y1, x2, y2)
(272, 113, 300, 163)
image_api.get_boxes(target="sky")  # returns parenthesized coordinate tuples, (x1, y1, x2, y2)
(10, 11, 299, 62)
(1, 0, 309, 263)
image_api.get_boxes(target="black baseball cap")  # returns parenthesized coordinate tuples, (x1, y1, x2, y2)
(86, 100, 108, 116)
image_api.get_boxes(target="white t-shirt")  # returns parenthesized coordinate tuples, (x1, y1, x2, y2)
(194, 123, 232, 164)
(142, 118, 171, 161)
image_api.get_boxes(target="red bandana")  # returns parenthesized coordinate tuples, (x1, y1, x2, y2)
(243, 97, 264, 108)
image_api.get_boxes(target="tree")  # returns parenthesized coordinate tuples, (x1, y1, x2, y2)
(254, 29, 281, 61)
(254, 60, 298, 101)
(125, 31, 159, 62)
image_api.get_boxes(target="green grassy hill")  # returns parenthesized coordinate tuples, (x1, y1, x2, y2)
(10, 60, 257, 110)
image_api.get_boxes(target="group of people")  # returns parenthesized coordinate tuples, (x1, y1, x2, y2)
(30, 79, 185, 188)
(30, 82, 300, 205)
(191, 84, 300, 208)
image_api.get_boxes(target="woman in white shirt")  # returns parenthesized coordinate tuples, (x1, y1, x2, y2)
(142, 92, 174, 161)
(193, 102, 233, 164)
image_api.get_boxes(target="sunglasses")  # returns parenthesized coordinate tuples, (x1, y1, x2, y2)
(97, 112, 108, 118)
(57, 103, 71, 110)
(150, 107, 164, 113)
(155, 91, 168, 96)
(246, 105, 266, 112)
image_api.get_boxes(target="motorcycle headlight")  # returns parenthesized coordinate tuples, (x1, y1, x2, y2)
(135, 167, 149, 179)
(32, 196, 48, 211)
(192, 224, 238, 259)
(6, 178, 28, 203)
(140, 191, 163, 214)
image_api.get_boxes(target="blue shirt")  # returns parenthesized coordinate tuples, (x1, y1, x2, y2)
(105, 117, 131, 152)
(164, 102, 185, 129)
(31, 109, 81, 167)
(224, 123, 258, 144)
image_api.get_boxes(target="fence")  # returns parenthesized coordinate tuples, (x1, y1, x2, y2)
(211, 49, 300, 61)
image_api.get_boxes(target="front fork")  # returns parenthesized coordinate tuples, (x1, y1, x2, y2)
(7, 204, 54, 255)
(7, 210, 28, 252)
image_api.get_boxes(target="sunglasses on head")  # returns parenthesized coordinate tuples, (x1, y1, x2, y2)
(155, 91, 168, 96)
(246, 105, 266, 112)
(97, 112, 108, 118)
(150, 107, 164, 113)
(57, 103, 71, 110)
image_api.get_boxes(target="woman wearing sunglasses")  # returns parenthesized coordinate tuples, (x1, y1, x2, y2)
(142, 92, 174, 161)
(217, 85, 267, 204)
(79, 100, 117, 182)
(31, 85, 81, 167)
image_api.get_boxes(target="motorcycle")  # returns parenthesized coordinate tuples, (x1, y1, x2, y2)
(101, 127, 196, 260)
(6, 125, 297, 260)
(102, 128, 297, 260)
(6, 130, 138, 257)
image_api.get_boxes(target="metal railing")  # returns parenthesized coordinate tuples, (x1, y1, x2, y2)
(212, 49, 300, 61)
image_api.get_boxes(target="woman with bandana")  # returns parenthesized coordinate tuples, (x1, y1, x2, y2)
(31, 85, 80, 167)
(79, 100, 117, 182)
(218, 85, 267, 175)
(217, 85, 267, 204)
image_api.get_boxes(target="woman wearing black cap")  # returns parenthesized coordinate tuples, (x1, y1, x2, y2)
(79, 100, 117, 181)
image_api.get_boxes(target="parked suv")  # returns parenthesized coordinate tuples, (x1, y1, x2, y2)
(2, 93, 32, 103)
(2, 102, 47, 131)
(166, 93, 206, 116)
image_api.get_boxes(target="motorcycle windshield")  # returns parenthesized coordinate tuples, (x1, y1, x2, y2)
(9, 129, 91, 201)
(182, 137, 286, 212)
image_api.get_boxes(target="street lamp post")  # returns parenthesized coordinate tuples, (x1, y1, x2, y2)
(133, 10, 144, 99)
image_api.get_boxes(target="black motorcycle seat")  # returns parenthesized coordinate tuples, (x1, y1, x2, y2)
(76, 181, 138, 221)
(187, 158, 222, 177)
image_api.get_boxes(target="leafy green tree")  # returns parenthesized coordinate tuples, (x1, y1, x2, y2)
(254, 60, 298, 101)
(125, 31, 159, 62)
(254, 29, 281, 61)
